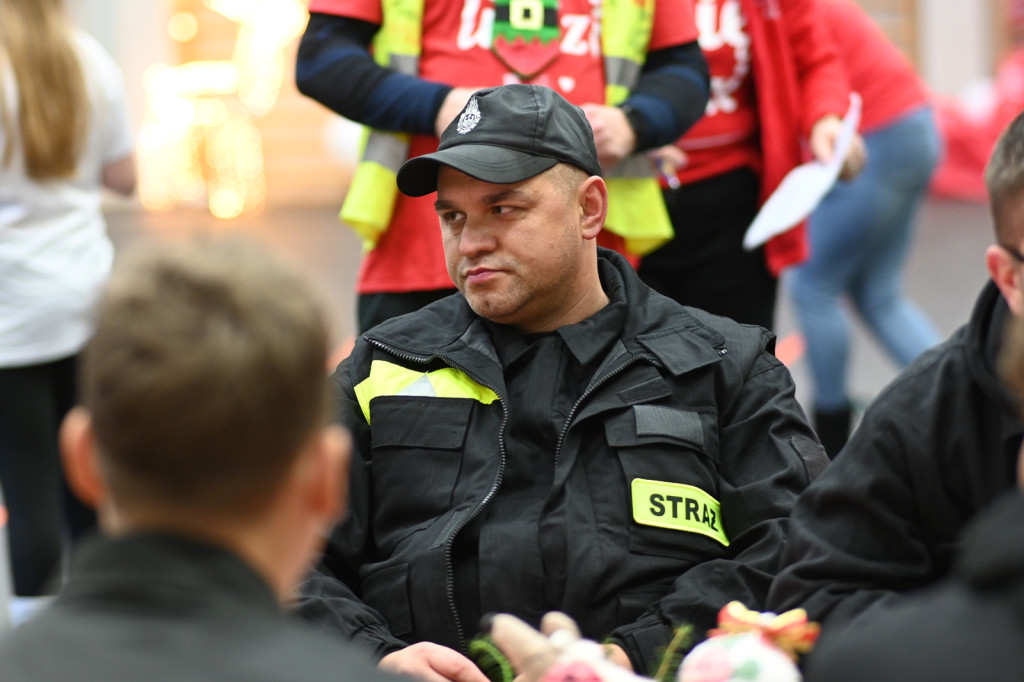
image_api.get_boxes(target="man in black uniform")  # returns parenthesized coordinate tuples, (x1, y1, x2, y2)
(299, 84, 826, 682)
(0, 239, 399, 682)
(768, 110, 1024, 647)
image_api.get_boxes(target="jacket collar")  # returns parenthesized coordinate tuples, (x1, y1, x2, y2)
(363, 248, 724, 380)
(58, 532, 282, 618)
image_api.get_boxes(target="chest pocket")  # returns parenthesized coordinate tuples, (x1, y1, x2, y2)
(369, 396, 473, 550)
(605, 404, 728, 560)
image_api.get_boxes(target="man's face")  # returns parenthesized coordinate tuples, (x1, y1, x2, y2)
(435, 165, 588, 332)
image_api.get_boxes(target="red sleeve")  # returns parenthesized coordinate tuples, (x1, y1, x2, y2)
(785, 0, 851, 136)
(651, 0, 699, 49)
(306, 0, 381, 23)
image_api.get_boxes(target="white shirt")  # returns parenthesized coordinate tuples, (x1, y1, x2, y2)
(0, 30, 134, 367)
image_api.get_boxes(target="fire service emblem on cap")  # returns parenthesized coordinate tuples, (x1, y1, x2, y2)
(457, 96, 481, 135)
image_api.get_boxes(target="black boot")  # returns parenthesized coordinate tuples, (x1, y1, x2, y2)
(814, 406, 852, 458)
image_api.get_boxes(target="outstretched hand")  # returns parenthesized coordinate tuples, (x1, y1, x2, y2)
(381, 642, 492, 682)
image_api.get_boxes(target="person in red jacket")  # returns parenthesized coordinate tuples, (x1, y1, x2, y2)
(785, 0, 942, 455)
(638, 0, 865, 330)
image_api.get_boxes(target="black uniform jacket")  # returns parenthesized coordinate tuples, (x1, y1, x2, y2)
(0, 533, 396, 682)
(805, 491, 1024, 680)
(768, 280, 1024, 636)
(301, 250, 824, 673)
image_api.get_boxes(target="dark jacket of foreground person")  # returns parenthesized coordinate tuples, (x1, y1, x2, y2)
(806, 491, 1024, 680)
(301, 249, 824, 672)
(769, 280, 1024, 633)
(0, 534, 397, 682)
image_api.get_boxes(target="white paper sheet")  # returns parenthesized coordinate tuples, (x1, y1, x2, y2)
(743, 93, 862, 250)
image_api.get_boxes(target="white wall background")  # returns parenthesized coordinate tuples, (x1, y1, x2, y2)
(919, 0, 994, 96)
(69, 0, 173, 130)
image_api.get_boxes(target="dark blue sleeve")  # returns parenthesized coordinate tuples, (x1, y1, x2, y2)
(621, 40, 710, 151)
(295, 12, 451, 136)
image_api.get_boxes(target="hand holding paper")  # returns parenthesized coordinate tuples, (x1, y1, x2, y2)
(743, 93, 863, 251)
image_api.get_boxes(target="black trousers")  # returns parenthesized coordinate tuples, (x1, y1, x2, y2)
(0, 355, 96, 595)
(638, 167, 778, 330)
(357, 287, 457, 334)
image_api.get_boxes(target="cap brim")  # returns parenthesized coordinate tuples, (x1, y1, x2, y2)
(396, 145, 559, 197)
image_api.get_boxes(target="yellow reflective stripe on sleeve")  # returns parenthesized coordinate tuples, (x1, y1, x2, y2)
(631, 478, 730, 547)
(353, 360, 499, 424)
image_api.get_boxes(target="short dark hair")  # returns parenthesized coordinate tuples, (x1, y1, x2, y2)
(549, 163, 588, 202)
(81, 237, 331, 516)
(985, 110, 1024, 244)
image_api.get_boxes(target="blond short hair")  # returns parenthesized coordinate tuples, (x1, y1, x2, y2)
(985, 111, 1024, 245)
(81, 238, 331, 516)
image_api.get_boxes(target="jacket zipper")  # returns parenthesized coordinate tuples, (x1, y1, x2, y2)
(553, 354, 660, 468)
(367, 339, 509, 652)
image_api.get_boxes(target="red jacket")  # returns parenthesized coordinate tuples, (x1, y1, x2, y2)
(744, 0, 850, 274)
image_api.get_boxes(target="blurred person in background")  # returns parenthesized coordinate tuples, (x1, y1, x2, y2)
(0, 0, 135, 597)
(294, 0, 710, 333)
(785, 0, 942, 457)
(638, 0, 865, 331)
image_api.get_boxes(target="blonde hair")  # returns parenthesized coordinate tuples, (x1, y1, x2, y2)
(985, 110, 1024, 245)
(0, 0, 89, 179)
(82, 238, 332, 516)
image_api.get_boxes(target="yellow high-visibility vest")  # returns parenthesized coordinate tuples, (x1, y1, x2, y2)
(340, 0, 673, 256)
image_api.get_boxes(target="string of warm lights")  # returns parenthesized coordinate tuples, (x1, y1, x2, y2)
(138, 0, 308, 219)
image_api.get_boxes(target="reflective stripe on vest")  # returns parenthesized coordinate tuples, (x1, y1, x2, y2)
(341, 0, 672, 256)
(600, 0, 673, 255)
(354, 360, 499, 424)
(340, 0, 422, 249)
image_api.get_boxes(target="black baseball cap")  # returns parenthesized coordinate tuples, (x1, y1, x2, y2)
(396, 84, 602, 197)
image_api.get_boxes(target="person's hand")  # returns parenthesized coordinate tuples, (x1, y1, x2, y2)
(580, 103, 637, 171)
(380, 642, 491, 682)
(435, 87, 482, 138)
(809, 114, 867, 181)
(646, 145, 689, 189)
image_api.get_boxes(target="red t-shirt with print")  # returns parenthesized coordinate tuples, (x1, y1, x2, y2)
(307, 0, 698, 294)
(673, 0, 760, 186)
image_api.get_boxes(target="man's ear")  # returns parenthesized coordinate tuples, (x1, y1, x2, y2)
(60, 407, 106, 510)
(986, 244, 1024, 316)
(305, 424, 351, 525)
(578, 176, 608, 241)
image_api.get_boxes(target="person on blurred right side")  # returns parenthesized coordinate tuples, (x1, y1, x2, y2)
(803, 284, 1024, 682)
(785, 0, 942, 456)
(767, 108, 1024, 653)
